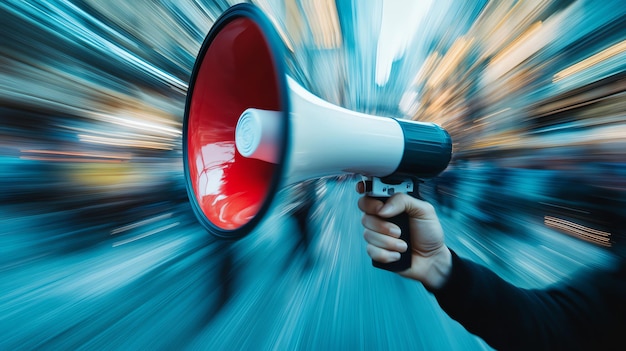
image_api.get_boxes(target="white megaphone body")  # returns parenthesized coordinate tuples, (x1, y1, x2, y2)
(235, 76, 450, 186)
(183, 4, 452, 271)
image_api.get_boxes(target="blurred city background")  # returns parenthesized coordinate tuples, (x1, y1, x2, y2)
(1, 0, 625, 349)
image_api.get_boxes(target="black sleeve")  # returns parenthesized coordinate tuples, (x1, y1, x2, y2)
(430, 250, 625, 351)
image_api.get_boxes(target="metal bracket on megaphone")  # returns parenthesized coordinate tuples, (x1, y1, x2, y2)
(363, 177, 414, 197)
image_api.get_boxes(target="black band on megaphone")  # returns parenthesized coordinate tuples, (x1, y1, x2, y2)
(394, 119, 452, 178)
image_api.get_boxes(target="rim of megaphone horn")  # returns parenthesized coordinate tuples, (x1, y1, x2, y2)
(182, 3, 290, 240)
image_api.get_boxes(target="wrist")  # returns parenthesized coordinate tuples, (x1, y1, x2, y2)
(421, 246, 453, 291)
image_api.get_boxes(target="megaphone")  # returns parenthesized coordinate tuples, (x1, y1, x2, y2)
(183, 3, 452, 271)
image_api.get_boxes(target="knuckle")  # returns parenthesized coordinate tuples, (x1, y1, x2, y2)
(385, 223, 400, 238)
(378, 254, 395, 263)
(366, 244, 397, 263)
(357, 196, 367, 211)
(365, 244, 377, 258)
(423, 201, 435, 212)
(363, 229, 373, 242)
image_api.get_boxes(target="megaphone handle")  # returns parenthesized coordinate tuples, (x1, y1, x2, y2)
(371, 200, 412, 272)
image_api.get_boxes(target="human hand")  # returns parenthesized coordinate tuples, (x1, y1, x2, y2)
(357, 183, 452, 290)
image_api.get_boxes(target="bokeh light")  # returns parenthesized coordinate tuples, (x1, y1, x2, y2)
(1, 0, 624, 350)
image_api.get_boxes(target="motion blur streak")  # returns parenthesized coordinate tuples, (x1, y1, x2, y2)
(1, 0, 624, 350)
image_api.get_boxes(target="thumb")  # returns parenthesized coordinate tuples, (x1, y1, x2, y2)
(378, 193, 436, 220)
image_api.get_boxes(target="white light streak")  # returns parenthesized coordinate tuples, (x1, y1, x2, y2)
(112, 222, 180, 247)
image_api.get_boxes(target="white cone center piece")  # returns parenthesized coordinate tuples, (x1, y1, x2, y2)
(235, 108, 282, 164)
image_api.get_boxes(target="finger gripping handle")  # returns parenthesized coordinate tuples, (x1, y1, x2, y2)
(371, 197, 412, 272)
